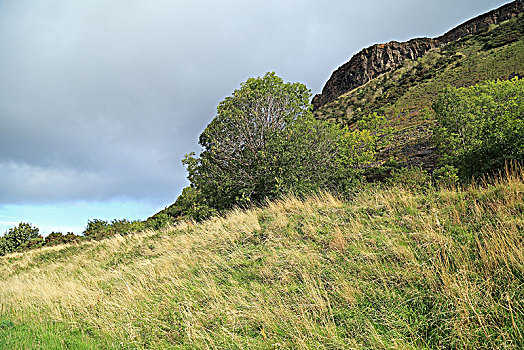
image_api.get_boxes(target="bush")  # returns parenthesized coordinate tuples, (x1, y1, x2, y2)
(83, 218, 145, 240)
(388, 167, 432, 192)
(144, 213, 172, 230)
(0, 223, 40, 256)
(44, 232, 83, 246)
(162, 186, 217, 222)
(432, 165, 459, 186)
(83, 219, 114, 240)
(17, 237, 45, 252)
(110, 219, 145, 236)
(434, 78, 524, 180)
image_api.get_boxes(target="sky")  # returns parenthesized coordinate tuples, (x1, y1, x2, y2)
(0, 0, 510, 235)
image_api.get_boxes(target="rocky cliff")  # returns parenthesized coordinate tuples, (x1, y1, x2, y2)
(311, 39, 437, 109)
(437, 0, 524, 43)
(312, 0, 524, 110)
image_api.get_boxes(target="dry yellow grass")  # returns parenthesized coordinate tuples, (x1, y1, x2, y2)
(0, 171, 523, 349)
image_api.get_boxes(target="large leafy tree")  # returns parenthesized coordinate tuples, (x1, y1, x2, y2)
(183, 72, 342, 211)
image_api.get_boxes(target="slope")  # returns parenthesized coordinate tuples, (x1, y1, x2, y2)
(1, 169, 523, 349)
(314, 11, 524, 170)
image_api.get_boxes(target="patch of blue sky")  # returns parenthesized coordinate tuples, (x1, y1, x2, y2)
(0, 200, 162, 236)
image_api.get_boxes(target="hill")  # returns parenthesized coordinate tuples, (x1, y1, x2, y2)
(1, 3, 523, 349)
(1, 168, 523, 349)
(149, 2, 524, 223)
(312, 0, 524, 110)
(313, 1, 524, 170)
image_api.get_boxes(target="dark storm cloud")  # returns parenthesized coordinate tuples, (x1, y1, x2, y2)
(0, 0, 508, 205)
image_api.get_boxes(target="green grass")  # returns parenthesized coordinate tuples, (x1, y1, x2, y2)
(0, 319, 119, 349)
(0, 168, 522, 349)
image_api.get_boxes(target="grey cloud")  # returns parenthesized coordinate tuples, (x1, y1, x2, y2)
(0, 0, 508, 206)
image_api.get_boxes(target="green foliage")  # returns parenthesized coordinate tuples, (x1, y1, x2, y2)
(110, 219, 145, 235)
(16, 237, 45, 252)
(387, 167, 432, 191)
(83, 218, 145, 240)
(0, 223, 40, 256)
(83, 219, 114, 240)
(184, 72, 345, 212)
(144, 213, 172, 230)
(432, 165, 459, 186)
(162, 186, 217, 222)
(339, 112, 394, 167)
(434, 78, 524, 180)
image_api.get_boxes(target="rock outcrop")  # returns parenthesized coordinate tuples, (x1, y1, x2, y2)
(312, 0, 524, 110)
(311, 39, 437, 109)
(437, 0, 524, 43)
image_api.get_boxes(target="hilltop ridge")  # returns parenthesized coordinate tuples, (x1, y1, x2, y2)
(312, 0, 524, 110)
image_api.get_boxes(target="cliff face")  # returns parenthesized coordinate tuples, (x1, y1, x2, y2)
(312, 0, 524, 110)
(437, 0, 524, 43)
(312, 39, 437, 109)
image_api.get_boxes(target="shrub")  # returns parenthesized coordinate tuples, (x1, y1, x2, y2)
(83, 219, 114, 240)
(388, 167, 432, 192)
(44, 232, 83, 246)
(0, 223, 40, 256)
(144, 213, 171, 230)
(162, 186, 217, 222)
(110, 219, 145, 236)
(83, 218, 145, 240)
(434, 78, 524, 180)
(432, 165, 459, 186)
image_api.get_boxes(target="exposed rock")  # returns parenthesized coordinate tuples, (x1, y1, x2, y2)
(312, 1, 524, 110)
(312, 39, 437, 110)
(437, 0, 524, 43)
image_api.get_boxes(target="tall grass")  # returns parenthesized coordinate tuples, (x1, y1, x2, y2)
(1, 168, 523, 349)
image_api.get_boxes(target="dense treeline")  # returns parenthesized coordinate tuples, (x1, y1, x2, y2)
(1, 75, 522, 256)
(0, 217, 168, 256)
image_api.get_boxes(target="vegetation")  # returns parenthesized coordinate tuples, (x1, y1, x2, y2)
(1, 9, 523, 350)
(314, 15, 524, 125)
(313, 15, 524, 171)
(183, 72, 336, 212)
(1, 168, 523, 349)
(181, 72, 385, 219)
(83, 218, 146, 241)
(434, 78, 524, 180)
(0, 223, 40, 256)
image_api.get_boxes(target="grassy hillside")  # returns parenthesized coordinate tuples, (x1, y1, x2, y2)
(313, 14, 524, 169)
(1, 168, 523, 349)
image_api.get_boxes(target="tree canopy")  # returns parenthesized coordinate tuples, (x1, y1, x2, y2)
(183, 72, 343, 211)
